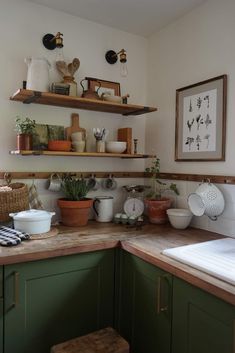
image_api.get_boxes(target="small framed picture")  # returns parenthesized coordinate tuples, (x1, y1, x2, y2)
(175, 75, 227, 161)
(86, 77, 121, 96)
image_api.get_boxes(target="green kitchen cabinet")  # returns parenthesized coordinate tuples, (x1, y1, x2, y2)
(4, 249, 115, 353)
(0, 266, 3, 353)
(118, 251, 172, 353)
(172, 277, 235, 353)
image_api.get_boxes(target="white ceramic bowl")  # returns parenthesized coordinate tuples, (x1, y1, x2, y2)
(167, 208, 193, 229)
(103, 95, 122, 103)
(9, 209, 55, 234)
(106, 141, 127, 153)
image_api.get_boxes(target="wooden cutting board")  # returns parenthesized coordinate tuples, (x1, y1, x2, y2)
(65, 113, 86, 140)
(118, 127, 132, 154)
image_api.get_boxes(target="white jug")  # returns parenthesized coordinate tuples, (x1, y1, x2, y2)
(25, 57, 50, 92)
(93, 196, 113, 222)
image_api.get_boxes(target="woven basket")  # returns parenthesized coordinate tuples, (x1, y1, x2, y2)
(0, 183, 29, 222)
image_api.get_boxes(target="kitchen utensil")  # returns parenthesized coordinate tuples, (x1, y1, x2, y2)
(93, 196, 113, 222)
(106, 141, 127, 153)
(25, 57, 51, 92)
(124, 198, 144, 217)
(65, 113, 86, 141)
(9, 209, 55, 234)
(93, 128, 107, 141)
(80, 79, 101, 99)
(87, 175, 100, 191)
(118, 128, 132, 154)
(47, 173, 62, 192)
(72, 58, 80, 75)
(102, 175, 117, 190)
(167, 208, 193, 229)
(48, 140, 71, 151)
(56, 60, 69, 77)
(188, 181, 225, 220)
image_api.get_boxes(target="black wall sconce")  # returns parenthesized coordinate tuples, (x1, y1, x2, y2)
(42, 32, 64, 61)
(105, 49, 128, 77)
(42, 32, 64, 50)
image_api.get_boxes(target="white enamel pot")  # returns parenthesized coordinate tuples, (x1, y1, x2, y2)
(188, 182, 225, 220)
(9, 209, 55, 234)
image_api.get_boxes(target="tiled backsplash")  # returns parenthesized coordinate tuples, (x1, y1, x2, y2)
(8, 178, 235, 238)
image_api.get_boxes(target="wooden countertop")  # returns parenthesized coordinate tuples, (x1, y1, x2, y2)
(0, 221, 234, 305)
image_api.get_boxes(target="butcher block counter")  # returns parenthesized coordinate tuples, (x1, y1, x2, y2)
(0, 221, 234, 305)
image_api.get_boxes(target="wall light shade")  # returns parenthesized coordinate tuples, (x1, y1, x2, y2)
(105, 49, 128, 77)
(42, 32, 64, 50)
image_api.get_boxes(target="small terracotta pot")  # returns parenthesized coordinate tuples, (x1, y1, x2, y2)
(17, 134, 32, 150)
(145, 198, 172, 224)
(57, 198, 93, 226)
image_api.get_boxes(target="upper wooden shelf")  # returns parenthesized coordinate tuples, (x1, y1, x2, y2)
(9, 150, 155, 159)
(10, 89, 157, 116)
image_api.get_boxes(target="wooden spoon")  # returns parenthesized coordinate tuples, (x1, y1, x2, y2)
(72, 58, 80, 75)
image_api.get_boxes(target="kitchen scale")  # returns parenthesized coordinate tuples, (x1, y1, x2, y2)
(123, 185, 150, 217)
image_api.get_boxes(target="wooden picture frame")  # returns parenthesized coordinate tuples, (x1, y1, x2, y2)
(175, 75, 227, 161)
(86, 77, 121, 96)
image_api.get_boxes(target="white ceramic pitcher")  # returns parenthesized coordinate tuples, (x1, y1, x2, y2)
(25, 57, 50, 92)
(93, 196, 114, 222)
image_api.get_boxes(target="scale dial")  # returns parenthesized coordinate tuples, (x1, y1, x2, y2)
(124, 198, 144, 217)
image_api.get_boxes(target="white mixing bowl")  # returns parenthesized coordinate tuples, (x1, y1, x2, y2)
(167, 208, 193, 229)
(106, 141, 127, 153)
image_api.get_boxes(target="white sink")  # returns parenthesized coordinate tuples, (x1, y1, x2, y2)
(162, 238, 235, 285)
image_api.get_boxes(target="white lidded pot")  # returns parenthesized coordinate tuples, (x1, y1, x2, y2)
(188, 182, 225, 221)
(25, 57, 51, 92)
(9, 209, 55, 234)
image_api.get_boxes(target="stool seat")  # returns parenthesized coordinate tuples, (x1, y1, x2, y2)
(51, 327, 129, 353)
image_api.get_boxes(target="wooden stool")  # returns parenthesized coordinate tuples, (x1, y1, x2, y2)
(51, 327, 129, 353)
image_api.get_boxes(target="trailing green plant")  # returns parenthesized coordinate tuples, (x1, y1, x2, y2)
(61, 176, 92, 201)
(15, 116, 36, 135)
(145, 157, 179, 200)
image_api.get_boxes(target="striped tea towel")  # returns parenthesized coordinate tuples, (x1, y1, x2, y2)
(0, 226, 30, 246)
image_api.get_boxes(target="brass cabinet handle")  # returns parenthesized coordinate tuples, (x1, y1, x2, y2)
(157, 274, 169, 314)
(9, 271, 20, 309)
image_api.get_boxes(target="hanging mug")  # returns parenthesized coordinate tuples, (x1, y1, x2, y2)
(102, 175, 117, 190)
(87, 175, 100, 191)
(47, 173, 62, 192)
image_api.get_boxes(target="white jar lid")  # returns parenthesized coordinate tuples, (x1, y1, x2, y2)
(9, 209, 55, 221)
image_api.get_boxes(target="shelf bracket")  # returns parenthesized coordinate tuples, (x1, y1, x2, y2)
(23, 91, 42, 104)
(122, 107, 150, 116)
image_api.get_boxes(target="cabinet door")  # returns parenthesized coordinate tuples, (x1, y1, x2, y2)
(172, 277, 235, 353)
(4, 249, 115, 353)
(118, 251, 172, 353)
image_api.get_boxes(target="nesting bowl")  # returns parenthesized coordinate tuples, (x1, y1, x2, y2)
(167, 208, 193, 229)
(48, 140, 71, 151)
(106, 141, 127, 153)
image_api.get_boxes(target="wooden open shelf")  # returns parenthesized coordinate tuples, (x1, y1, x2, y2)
(10, 89, 157, 116)
(9, 150, 155, 159)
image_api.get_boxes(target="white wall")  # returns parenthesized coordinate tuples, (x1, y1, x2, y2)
(0, 0, 148, 172)
(146, 0, 235, 237)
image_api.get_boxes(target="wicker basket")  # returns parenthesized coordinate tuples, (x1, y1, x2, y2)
(0, 183, 29, 222)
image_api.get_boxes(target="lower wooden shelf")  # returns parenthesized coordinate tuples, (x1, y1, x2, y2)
(9, 150, 155, 159)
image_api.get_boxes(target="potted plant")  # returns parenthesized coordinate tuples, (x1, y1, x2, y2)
(57, 176, 93, 226)
(145, 157, 179, 224)
(15, 116, 36, 150)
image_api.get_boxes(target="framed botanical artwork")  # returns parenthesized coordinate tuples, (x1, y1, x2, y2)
(86, 77, 121, 96)
(175, 75, 227, 161)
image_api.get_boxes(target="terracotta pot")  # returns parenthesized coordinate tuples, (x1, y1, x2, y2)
(57, 198, 93, 226)
(145, 198, 172, 224)
(17, 134, 32, 150)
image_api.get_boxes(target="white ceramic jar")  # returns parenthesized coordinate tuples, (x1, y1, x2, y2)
(93, 196, 113, 222)
(25, 57, 51, 92)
